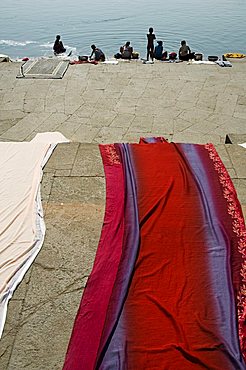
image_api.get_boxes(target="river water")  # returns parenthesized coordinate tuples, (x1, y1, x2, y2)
(1, 0, 245, 59)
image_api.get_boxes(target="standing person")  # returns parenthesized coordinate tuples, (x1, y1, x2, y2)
(147, 27, 156, 61)
(179, 40, 195, 61)
(90, 44, 105, 62)
(53, 35, 66, 55)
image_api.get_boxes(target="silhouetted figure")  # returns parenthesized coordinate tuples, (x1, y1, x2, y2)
(90, 44, 105, 62)
(53, 35, 66, 55)
(115, 41, 133, 59)
(147, 27, 156, 61)
(179, 40, 195, 61)
(120, 41, 133, 59)
(154, 40, 168, 60)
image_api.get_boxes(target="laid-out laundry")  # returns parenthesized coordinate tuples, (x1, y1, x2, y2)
(63, 138, 246, 369)
(0, 132, 69, 338)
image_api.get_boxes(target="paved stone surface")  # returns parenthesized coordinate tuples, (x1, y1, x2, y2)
(226, 133, 246, 144)
(0, 59, 246, 369)
(0, 59, 246, 144)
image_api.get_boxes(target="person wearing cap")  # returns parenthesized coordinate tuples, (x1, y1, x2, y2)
(53, 35, 66, 55)
(154, 40, 168, 60)
(90, 44, 105, 62)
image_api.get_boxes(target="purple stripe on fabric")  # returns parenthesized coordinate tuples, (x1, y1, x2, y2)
(142, 137, 156, 143)
(96, 143, 140, 369)
(139, 137, 168, 144)
(179, 143, 245, 367)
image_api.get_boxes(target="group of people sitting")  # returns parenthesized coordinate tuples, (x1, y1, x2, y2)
(146, 27, 195, 61)
(114, 42, 140, 60)
(53, 33, 195, 62)
(152, 39, 194, 61)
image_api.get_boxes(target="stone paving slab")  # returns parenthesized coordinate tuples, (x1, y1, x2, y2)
(226, 145, 246, 179)
(44, 142, 79, 172)
(225, 133, 246, 144)
(1, 60, 246, 144)
(0, 142, 245, 370)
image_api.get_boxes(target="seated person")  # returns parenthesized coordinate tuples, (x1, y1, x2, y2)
(120, 41, 133, 59)
(179, 40, 195, 61)
(154, 40, 168, 60)
(115, 41, 133, 59)
(53, 35, 66, 54)
(90, 44, 105, 62)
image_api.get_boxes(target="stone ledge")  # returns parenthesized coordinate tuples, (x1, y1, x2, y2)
(1, 142, 245, 369)
(225, 133, 246, 144)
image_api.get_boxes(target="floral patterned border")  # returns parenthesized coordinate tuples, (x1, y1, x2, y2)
(205, 143, 246, 359)
(100, 144, 121, 166)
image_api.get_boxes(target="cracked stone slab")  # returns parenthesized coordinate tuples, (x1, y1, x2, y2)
(0, 119, 20, 136)
(49, 176, 105, 204)
(0, 112, 51, 141)
(71, 143, 104, 176)
(231, 179, 246, 205)
(11, 270, 33, 302)
(21, 263, 86, 312)
(109, 113, 134, 128)
(41, 172, 55, 202)
(7, 292, 82, 370)
(226, 145, 246, 179)
(0, 110, 25, 121)
(123, 131, 152, 142)
(71, 125, 99, 143)
(94, 126, 128, 144)
(172, 132, 223, 144)
(44, 142, 79, 172)
(130, 115, 154, 132)
(55, 169, 71, 177)
(215, 93, 238, 116)
(38, 203, 104, 274)
(178, 108, 212, 125)
(214, 144, 234, 170)
(55, 117, 82, 138)
(152, 119, 174, 135)
(225, 133, 246, 144)
(32, 112, 69, 133)
(242, 205, 246, 220)
(89, 110, 117, 127)
(0, 300, 23, 369)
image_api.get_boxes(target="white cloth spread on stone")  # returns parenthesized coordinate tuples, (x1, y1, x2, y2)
(0, 132, 69, 338)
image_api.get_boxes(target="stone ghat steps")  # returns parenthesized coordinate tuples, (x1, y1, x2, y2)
(0, 142, 245, 369)
(42, 141, 245, 211)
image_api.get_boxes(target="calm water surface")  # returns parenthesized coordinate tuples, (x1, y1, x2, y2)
(1, 0, 246, 59)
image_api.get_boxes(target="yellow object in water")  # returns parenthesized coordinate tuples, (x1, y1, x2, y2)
(224, 53, 245, 59)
